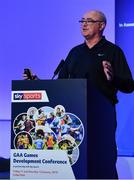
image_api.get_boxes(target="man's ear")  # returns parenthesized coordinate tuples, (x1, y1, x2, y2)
(99, 22, 106, 31)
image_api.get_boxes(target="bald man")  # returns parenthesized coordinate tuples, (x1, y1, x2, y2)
(58, 10, 134, 179)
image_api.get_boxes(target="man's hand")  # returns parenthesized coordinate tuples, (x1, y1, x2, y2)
(102, 61, 113, 81)
(23, 69, 38, 80)
(23, 73, 30, 80)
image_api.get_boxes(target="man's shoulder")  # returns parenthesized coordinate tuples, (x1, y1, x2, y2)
(69, 43, 85, 53)
(104, 38, 122, 51)
(102, 38, 126, 60)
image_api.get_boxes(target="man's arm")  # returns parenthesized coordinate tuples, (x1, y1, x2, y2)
(102, 48, 134, 93)
(58, 62, 69, 79)
(58, 52, 72, 79)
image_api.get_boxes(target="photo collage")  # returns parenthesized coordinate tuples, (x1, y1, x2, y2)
(13, 105, 84, 165)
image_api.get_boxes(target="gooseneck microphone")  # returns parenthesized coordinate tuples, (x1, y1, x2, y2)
(52, 59, 65, 79)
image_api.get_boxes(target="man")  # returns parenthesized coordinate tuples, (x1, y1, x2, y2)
(23, 10, 134, 179)
(58, 10, 134, 179)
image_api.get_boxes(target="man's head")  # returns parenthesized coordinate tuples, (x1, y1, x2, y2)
(79, 10, 106, 40)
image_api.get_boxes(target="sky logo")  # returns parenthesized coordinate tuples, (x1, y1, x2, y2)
(12, 91, 49, 102)
(13, 93, 24, 100)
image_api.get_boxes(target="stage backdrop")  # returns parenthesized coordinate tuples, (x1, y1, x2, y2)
(0, 0, 115, 121)
(115, 0, 134, 156)
(2, 0, 134, 159)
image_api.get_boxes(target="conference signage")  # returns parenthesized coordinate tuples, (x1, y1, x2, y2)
(10, 80, 87, 179)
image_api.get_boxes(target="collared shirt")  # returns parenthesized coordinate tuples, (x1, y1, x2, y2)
(58, 36, 134, 104)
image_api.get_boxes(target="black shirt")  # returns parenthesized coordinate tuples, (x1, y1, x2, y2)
(58, 36, 134, 104)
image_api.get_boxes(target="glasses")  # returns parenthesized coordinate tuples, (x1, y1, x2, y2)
(79, 19, 103, 25)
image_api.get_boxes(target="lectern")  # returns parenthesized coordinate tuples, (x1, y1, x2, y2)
(11, 79, 88, 179)
(11, 79, 116, 179)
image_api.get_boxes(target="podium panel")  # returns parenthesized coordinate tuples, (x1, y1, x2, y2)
(11, 79, 87, 179)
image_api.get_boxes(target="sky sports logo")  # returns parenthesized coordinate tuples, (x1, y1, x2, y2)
(12, 90, 49, 102)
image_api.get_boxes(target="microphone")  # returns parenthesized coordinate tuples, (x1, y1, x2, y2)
(52, 59, 65, 79)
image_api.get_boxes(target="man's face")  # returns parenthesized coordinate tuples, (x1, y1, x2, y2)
(80, 11, 105, 40)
